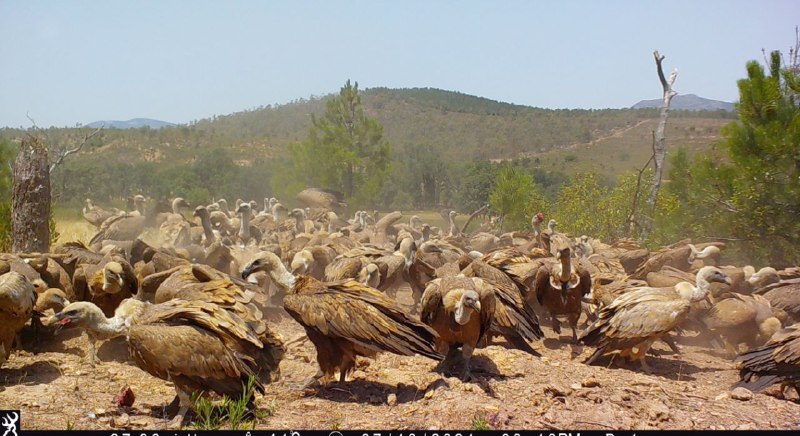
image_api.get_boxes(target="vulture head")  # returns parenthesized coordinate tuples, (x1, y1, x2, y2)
(272, 203, 288, 221)
(132, 195, 147, 212)
(49, 301, 107, 334)
(748, 266, 779, 288)
(290, 249, 313, 275)
(236, 202, 252, 216)
(102, 261, 125, 293)
(31, 278, 48, 294)
(453, 289, 482, 325)
(531, 212, 544, 227)
(547, 219, 558, 231)
(394, 237, 418, 268)
(172, 197, 190, 213)
(36, 288, 70, 313)
(410, 215, 422, 228)
(217, 198, 229, 210)
(358, 263, 381, 288)
(241, 251, 295, 292)
(680, 266, 730, 303)
(687, 244, 721, 265)
(192, 205, 208, 219)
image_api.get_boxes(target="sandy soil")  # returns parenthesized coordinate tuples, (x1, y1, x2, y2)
(2, 289, 800, 431)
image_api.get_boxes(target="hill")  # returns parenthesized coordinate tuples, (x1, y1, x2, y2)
(0, 87, 736, 206)
(84, 118, 175, 129)
(631, 94, 735, 112)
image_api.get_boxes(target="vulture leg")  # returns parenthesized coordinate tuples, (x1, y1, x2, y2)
(568, 313, 580, 344)
(661, 335, 681, 355)
(460, 344, 475, 382)
(551, 316, 562, 335)
(433, 342, 452, 373)
(86, 337, 98, 366)
(301, 369, 325, 390)
(166, 389, 193, 429)
(638, 358, 652, 374)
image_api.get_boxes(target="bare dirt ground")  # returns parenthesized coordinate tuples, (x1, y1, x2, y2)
(2, 287, 800, 431)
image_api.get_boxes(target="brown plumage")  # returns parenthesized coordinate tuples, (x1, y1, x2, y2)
(759, 279, 800, 323)
(0, 272, 36, 367)
(73, 257, 137, 316)
(703, 293, 782, 355)
(532, 247, 592, 343)
(82, 199, 121, 228)
(735, 323, 800, 396)
(24, 255, 74, 300)
(51, 295, 283, 428)
(296, 188, 347, 212)
(645, 266, 696, 288)
(461, 260, 543, 356)
(420, 275, 496, 380)
(579, 266, 730, 372)
(241, 251, 442, 388)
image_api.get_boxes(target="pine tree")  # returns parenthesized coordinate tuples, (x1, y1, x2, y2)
(289, 80, 390, 206)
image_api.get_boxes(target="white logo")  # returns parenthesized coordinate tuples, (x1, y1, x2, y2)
(1, 412, 17, 436)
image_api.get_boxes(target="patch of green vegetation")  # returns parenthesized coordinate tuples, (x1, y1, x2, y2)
(193, 376, 259, 430)
(470, 413, 493, 431)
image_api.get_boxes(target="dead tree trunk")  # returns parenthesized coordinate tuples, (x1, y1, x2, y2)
(641, 50, 677, 240)
(11, 136, 51, 253)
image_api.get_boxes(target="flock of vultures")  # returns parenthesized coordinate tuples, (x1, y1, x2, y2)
(1, 187, 800, 428)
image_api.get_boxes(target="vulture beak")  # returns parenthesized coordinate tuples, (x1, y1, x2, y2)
(50, 311, 72, 335)
(241, 261, 259, 279)
(723, 276, 732, 285)
(472, 300, 482, 312)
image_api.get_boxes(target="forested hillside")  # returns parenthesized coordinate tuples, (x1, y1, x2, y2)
(0, 87, 733, 210)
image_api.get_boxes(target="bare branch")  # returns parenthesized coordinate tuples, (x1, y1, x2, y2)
(626, 131, 656, 236)
(460, 203, 490, 235)
(48, 124, 104, 173)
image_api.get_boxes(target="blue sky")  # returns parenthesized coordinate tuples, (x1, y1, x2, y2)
(0, 0, 797, 128)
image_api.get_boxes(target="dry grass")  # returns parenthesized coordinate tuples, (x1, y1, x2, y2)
(54, 218, 95, 245)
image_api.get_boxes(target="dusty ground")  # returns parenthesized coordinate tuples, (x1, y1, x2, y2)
(2, 286, 800, 431)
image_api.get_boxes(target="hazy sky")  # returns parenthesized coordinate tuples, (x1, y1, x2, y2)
(0, 0, 797, 128)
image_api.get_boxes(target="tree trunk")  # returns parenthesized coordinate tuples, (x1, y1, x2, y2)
(12, 136, 51, 253)
(641, 50, 677, 240)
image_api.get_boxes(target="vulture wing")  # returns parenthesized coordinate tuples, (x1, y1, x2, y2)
(735, 324, 800, 392)
(284, 276, 442, 360)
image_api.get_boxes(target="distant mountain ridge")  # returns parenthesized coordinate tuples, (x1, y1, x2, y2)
(84, 118, 175, 129)
(631, 94, 734, 112)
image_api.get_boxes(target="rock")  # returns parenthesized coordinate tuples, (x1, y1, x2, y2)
(543, 384, 571, 397)
(731, 387, 753, 401)
(301, 401, 315, 409)
(424, 390, 434, 400)
(87, 412, 97, 420)
(94, 408, 107, 417)
(351, 370, 367, 380)
(112, 413, 130, 428)
(129, 417, 150, 427)
(570, 383, 582, 390)
(581, 377, 600, 388)
(387, 393, 397, 406)
(463, 384, 474, 392)
(737, 423, 757, 430)
(714, 393, 729, 401)
(647, 401, 671, 422)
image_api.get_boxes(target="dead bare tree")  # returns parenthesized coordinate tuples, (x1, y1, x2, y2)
(11, 136, 51, 253)
(460, 203, 490, 235)
(48, 124, 103, 173)
(640, 50, 677, 240)
(626, 132, 656, 236)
